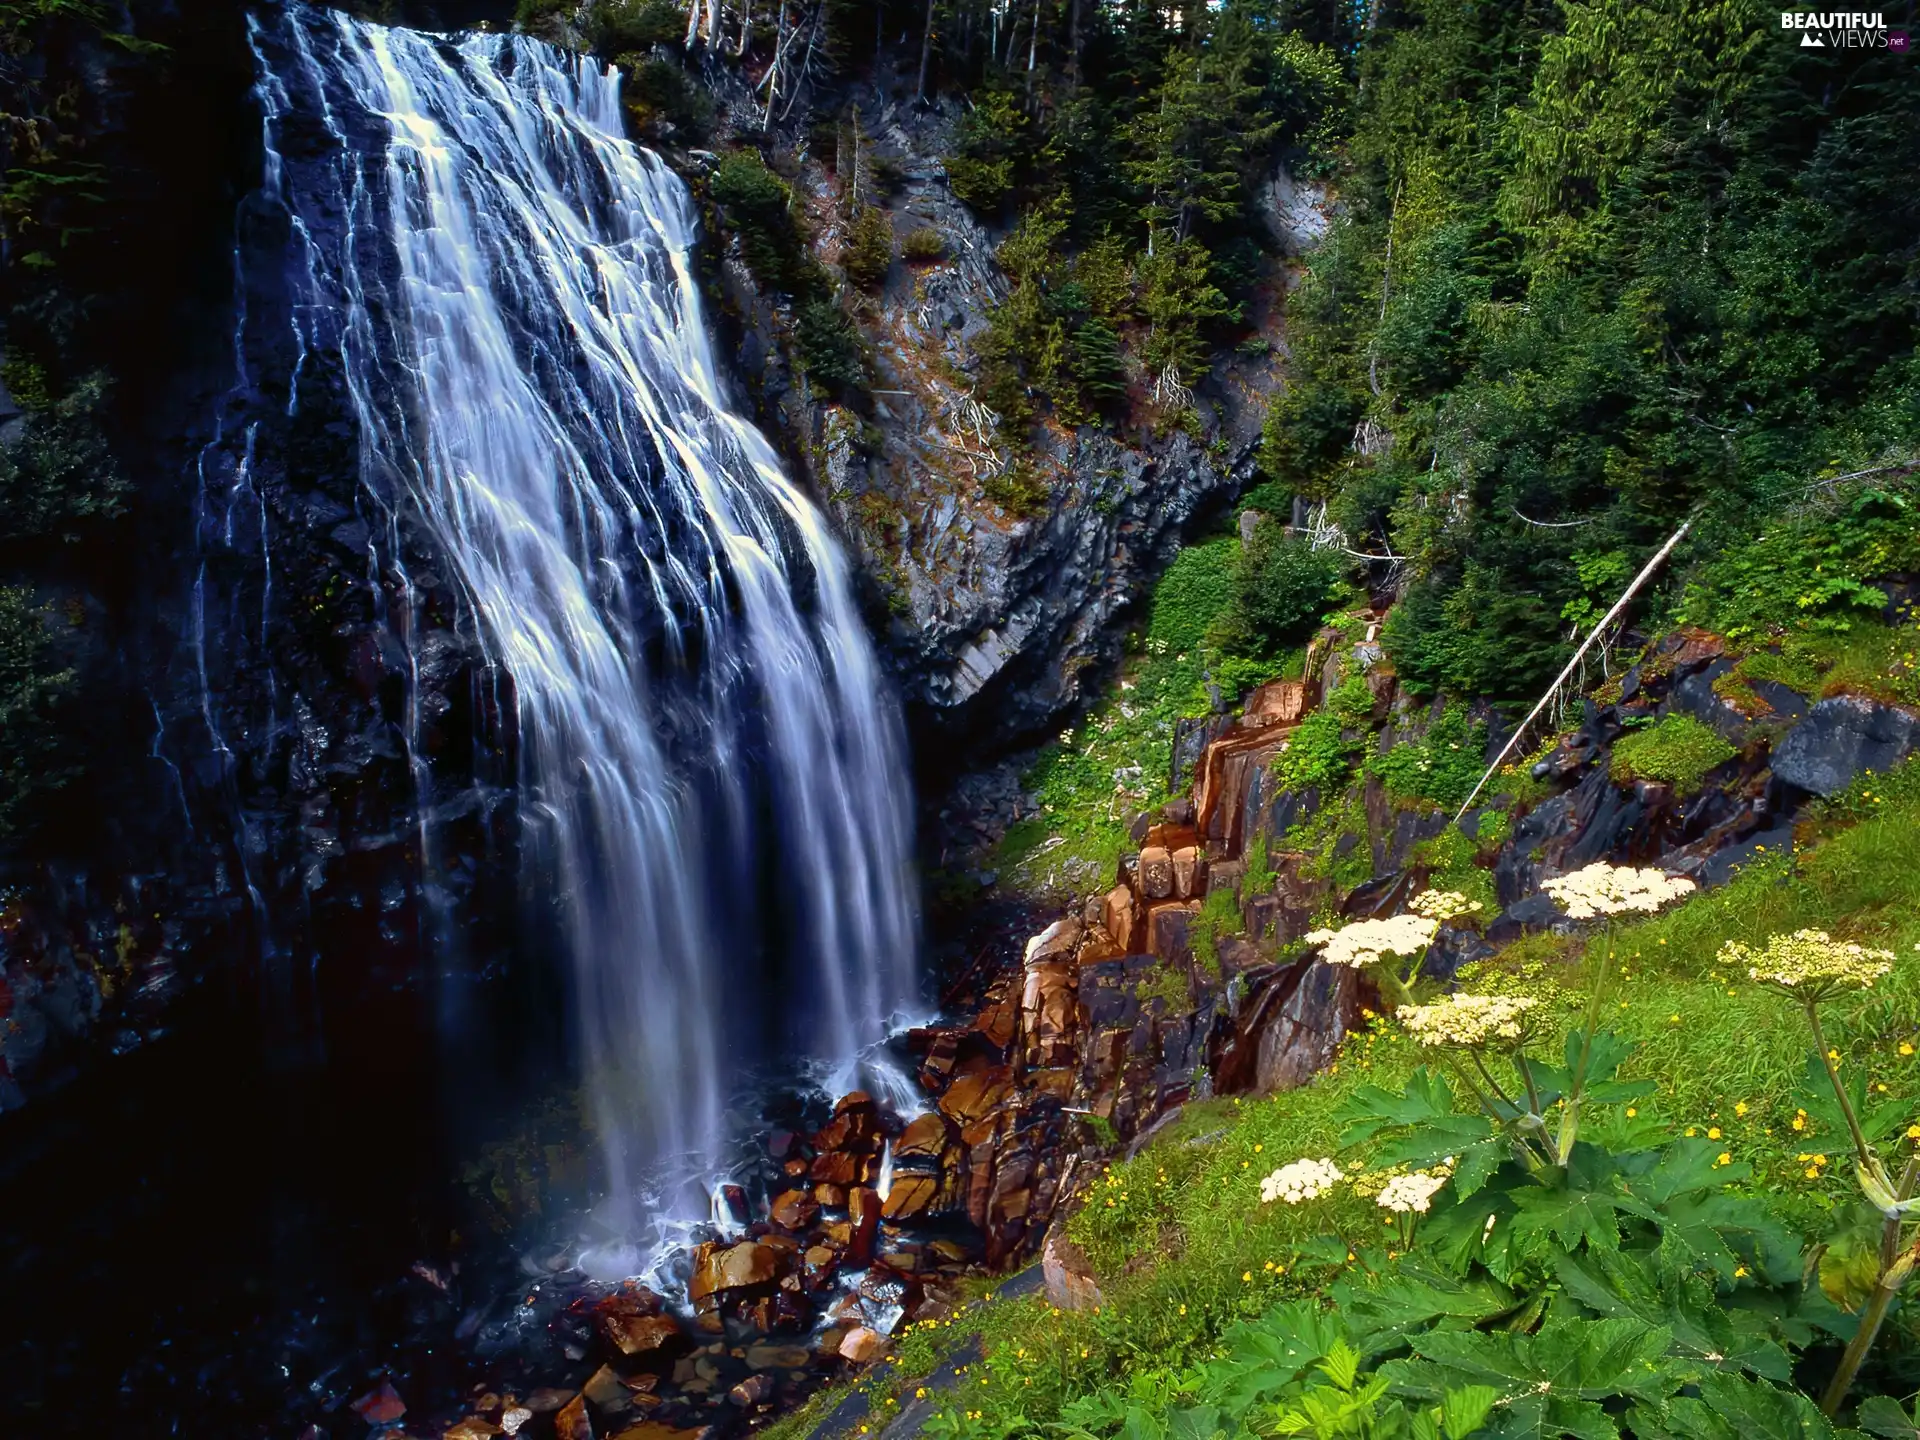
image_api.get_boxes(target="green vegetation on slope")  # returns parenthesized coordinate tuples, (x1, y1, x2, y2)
(796, 759, 1920, 1440)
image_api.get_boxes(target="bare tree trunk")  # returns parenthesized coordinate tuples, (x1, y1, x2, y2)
(737, 0, 752, 56)
(685, 0, 702, 48)
(1024, 0, 1038, 101)
(916, 0, 936, 100)
(764, 1, 789, 122)
(1066, 0, 1083, 86)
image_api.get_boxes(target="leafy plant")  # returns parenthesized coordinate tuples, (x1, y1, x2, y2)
(1609, 713, 1739, 794)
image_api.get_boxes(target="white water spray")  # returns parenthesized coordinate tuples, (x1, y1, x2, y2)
(250, 6, 921, 1253)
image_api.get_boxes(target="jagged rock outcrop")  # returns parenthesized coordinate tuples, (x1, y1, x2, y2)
(687, 85, 1300, 751)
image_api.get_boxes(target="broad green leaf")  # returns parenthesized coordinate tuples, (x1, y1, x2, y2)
(1442, 1385, 1500, 1440)
(1372, 1115, 1502, 1173)
(1628, 1371, 1857, 1440)
(1795, 1055, 1911, 1149)
(1386, 1314, 1686, 1424)
(1855, 1395, 1919, 1440)
(1337, 1068, 1465, 1145)
(1202, 1301, 1345, 1410)
(1554, 1249, 1792, 1381)
(1165, 1404, 1226, 1440)
(1332, 1263, 1517, 1356)
(1509, 1179, 1624, 1256)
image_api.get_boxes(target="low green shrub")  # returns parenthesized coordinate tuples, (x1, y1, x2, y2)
(1214, 520, 1344, 658)
(902, 227, 945, 263)
(1609, 712, 1738, 792)
(708, 150, 808, 291)
(793, 298, 865, 394)
(1677, 485, 1920, 643)
(1146, 538, 1237, 652)
(842, 204, 893, 290)
(1368, 704, 1487, 811)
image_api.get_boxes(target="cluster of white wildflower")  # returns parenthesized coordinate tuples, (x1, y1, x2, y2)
(1397, 992, 1538, 1049)
(1409, 889, 1484, 922)
(1259, 1157, 1344, 1205)
(1303, 913, 1440, 969)
(1376, 1171, 1448, 1215)
(1541, 861, 1696, 919)
(1722, 929, 1895, 1000)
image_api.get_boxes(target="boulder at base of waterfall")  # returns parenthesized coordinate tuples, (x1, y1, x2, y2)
(445, 1420, 503, 1440)
(582, 1366, 636, 1414)
(687, 1241, 780, 1301)
(554, 1397, 594, 1440)
(893, 1111, 951, 1164)
(938, 1068, 1012, 1126)
(848, 1185, 883, 1263)
(808, 1150, 869, 1186)
(351, 1382, 407, 1425)
(770, 1188, 819, 1231)
(881, 1172, 939, 1220)
(839, 1326, 887, 1363)
(729, 1374, 776, 1407)
(602, 1312, 684, 1358)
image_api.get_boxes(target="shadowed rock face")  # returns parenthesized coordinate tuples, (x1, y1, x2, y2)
(1770, 696, 1917, 796)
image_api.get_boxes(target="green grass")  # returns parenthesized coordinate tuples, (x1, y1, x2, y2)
(993, 539, 1306, 897)
(828, 758, 1920, 1440)
(1720, 619, 1920, 714)
(1608, 712, 1739, 792)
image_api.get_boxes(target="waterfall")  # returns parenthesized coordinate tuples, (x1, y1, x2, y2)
(247, 6, 920, 1246)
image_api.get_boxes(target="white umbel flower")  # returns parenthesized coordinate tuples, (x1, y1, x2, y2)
(1409, 889, 1484, 921)
(1397, 992, 1538, 1049)
(1376, 1171, 1448, 1214)
(1540, 861, 1695, 919)
(1259, 1157, 1344, 1205)
(1303, 913, 1440, 968)
(1723, 929, 1895, 1001)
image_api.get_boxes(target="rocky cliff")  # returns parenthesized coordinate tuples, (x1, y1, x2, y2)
(676, 63, 1304, 753)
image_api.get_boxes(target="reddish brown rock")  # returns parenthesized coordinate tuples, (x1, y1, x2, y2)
(1139, 846, 1174, 899)
(582, 1366, 634, 1414)
(602, 1312, 683, 1358)
(445, 1420, 503, 1440)
(554, 1397, 594, 1440)
(352, 1383, 407, 1426)
(880, 1173, 939, 1220)
(847, 1185, 883, 1263)
(770, 1188, 819, 1231)
(1102, 884, 1137, 953)
(1042, 1230, 1106, 1312)
(1170, 846, 1204, 900)
(813, 1183, 847, 1208)
(893, 1112, 951, 1163)
(808, 1150, 867, 1186)
(838, 1326, 886, 1364)
(972, 989, 1018, 1050)
(729, 1374, 776, 1407)
(610, 1425, 707, 1440)
(803, 1243, 840, 1282)
(1022, 917, 1082, 966)
(938, 1068, 1012, 1126)
(687, 1241, 780, 1301)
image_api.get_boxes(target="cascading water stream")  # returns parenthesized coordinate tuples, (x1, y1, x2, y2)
(247, 5, 921, 1261)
